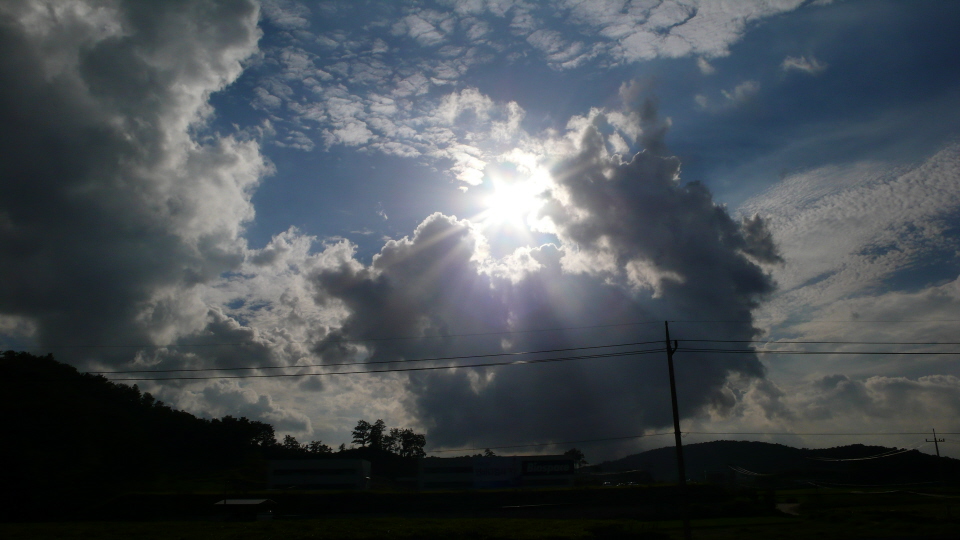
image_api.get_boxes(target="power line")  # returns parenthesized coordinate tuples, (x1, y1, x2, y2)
(678, 348, 960, 355)
(12, 320, 665, 350)
(807, 441, 928, 462)
(91, 339, 664, 374)
(683, 431, 960, 436)
(101, 347, 666, 381)
(427, 432, 676, 454)
(426, 431, 960, 455)
(84, 343, 960, 378)
(14, 326, 960, 352)
(683, 339, 960, 346)
(669, 319, 960, 324)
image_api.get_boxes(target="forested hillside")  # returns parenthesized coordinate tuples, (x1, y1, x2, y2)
(1, 351, 282, 499)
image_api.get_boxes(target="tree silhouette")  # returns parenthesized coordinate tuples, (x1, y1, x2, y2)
(308, 440, 332, 454)
(369, 419, 387, 450)
(565, 447, 588, 468)
(282, 434, 304, 451)
(352, 419, 372, 447)
(349, 419, 425, 457)
(398, 428, 426, 458)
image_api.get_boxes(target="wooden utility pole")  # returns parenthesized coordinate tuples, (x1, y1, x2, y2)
(927, 428, 945, 481)
(926, 428, 944, 458)
(665, 321, 692, 540)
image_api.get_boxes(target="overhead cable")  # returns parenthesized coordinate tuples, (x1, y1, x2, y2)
(101, 347, 666, 381)
(92, 339, 664, 374)
(427, 431, 675, 454)
(13, 320, 666, 349)
(677, 348, 960, 356)
(682, 339, 960, 346)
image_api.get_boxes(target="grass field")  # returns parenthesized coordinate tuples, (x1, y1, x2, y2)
(3, 488, 957, 539)
(0, 513, 955, 540)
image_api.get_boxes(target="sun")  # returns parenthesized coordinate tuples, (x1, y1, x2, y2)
(481, 177, 544, 229)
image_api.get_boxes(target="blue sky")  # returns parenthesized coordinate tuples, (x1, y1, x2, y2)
(3, 0, 960, 461)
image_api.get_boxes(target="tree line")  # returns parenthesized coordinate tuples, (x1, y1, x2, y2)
(0, 351, 428, 499)
(274, 419, 426, 459)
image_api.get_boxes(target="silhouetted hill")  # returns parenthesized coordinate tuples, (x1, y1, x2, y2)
(0, 351, 277, 508)
(589, 440, 960, 484)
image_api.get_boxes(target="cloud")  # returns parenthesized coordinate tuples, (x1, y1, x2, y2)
(683, 370, 960, 453)
(694, 80, 760, 112)
(781, 54, 827, 75)
(0, 0, 266, 365)
(174, 378, 313, 433)
(305, 98, 781, 452)
(0, 0, 364, 437)
(249, 0, 817, 175)
(799, 374, 960, 423)
(726, 145, 960, 452)
(567, 0, 808, 64)
(261, 0, 312, 31)
(697, 56, 716, 75)
(740, 144, 960, 329)
(722, 80, 760, 104)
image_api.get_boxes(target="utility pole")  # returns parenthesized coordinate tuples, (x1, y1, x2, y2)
(665, 321, 692, 540)
(927, 428, 945, 482)
(926, 428, 944, 458)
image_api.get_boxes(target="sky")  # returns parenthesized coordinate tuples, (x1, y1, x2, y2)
(3, 0, 960, 462)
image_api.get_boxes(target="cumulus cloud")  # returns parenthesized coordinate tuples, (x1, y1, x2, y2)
(0, 0, 375, 438)
(0, 0, 267, 367)
(304, 98, 781, 452)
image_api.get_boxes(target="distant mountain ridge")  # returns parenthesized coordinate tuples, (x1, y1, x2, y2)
(589, 440, 960, 484)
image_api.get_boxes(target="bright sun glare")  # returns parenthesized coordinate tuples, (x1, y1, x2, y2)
(483, 178, 544, 229)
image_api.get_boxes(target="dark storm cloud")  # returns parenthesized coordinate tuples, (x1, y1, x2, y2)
(543, 101, 779, 322)
(0, 1, 264, 367)
(309, 100, 781, 451)
(312, 213, 511, 364)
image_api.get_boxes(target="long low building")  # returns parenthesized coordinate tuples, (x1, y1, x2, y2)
(419, 455, 575, 490)
(268, 459, 371, 490)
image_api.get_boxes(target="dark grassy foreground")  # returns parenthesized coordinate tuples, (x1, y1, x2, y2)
(3, 487, 958, 540)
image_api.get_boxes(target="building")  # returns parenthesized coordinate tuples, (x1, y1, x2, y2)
(267, 459, 371, 490)
(418, 455, 575, 490)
